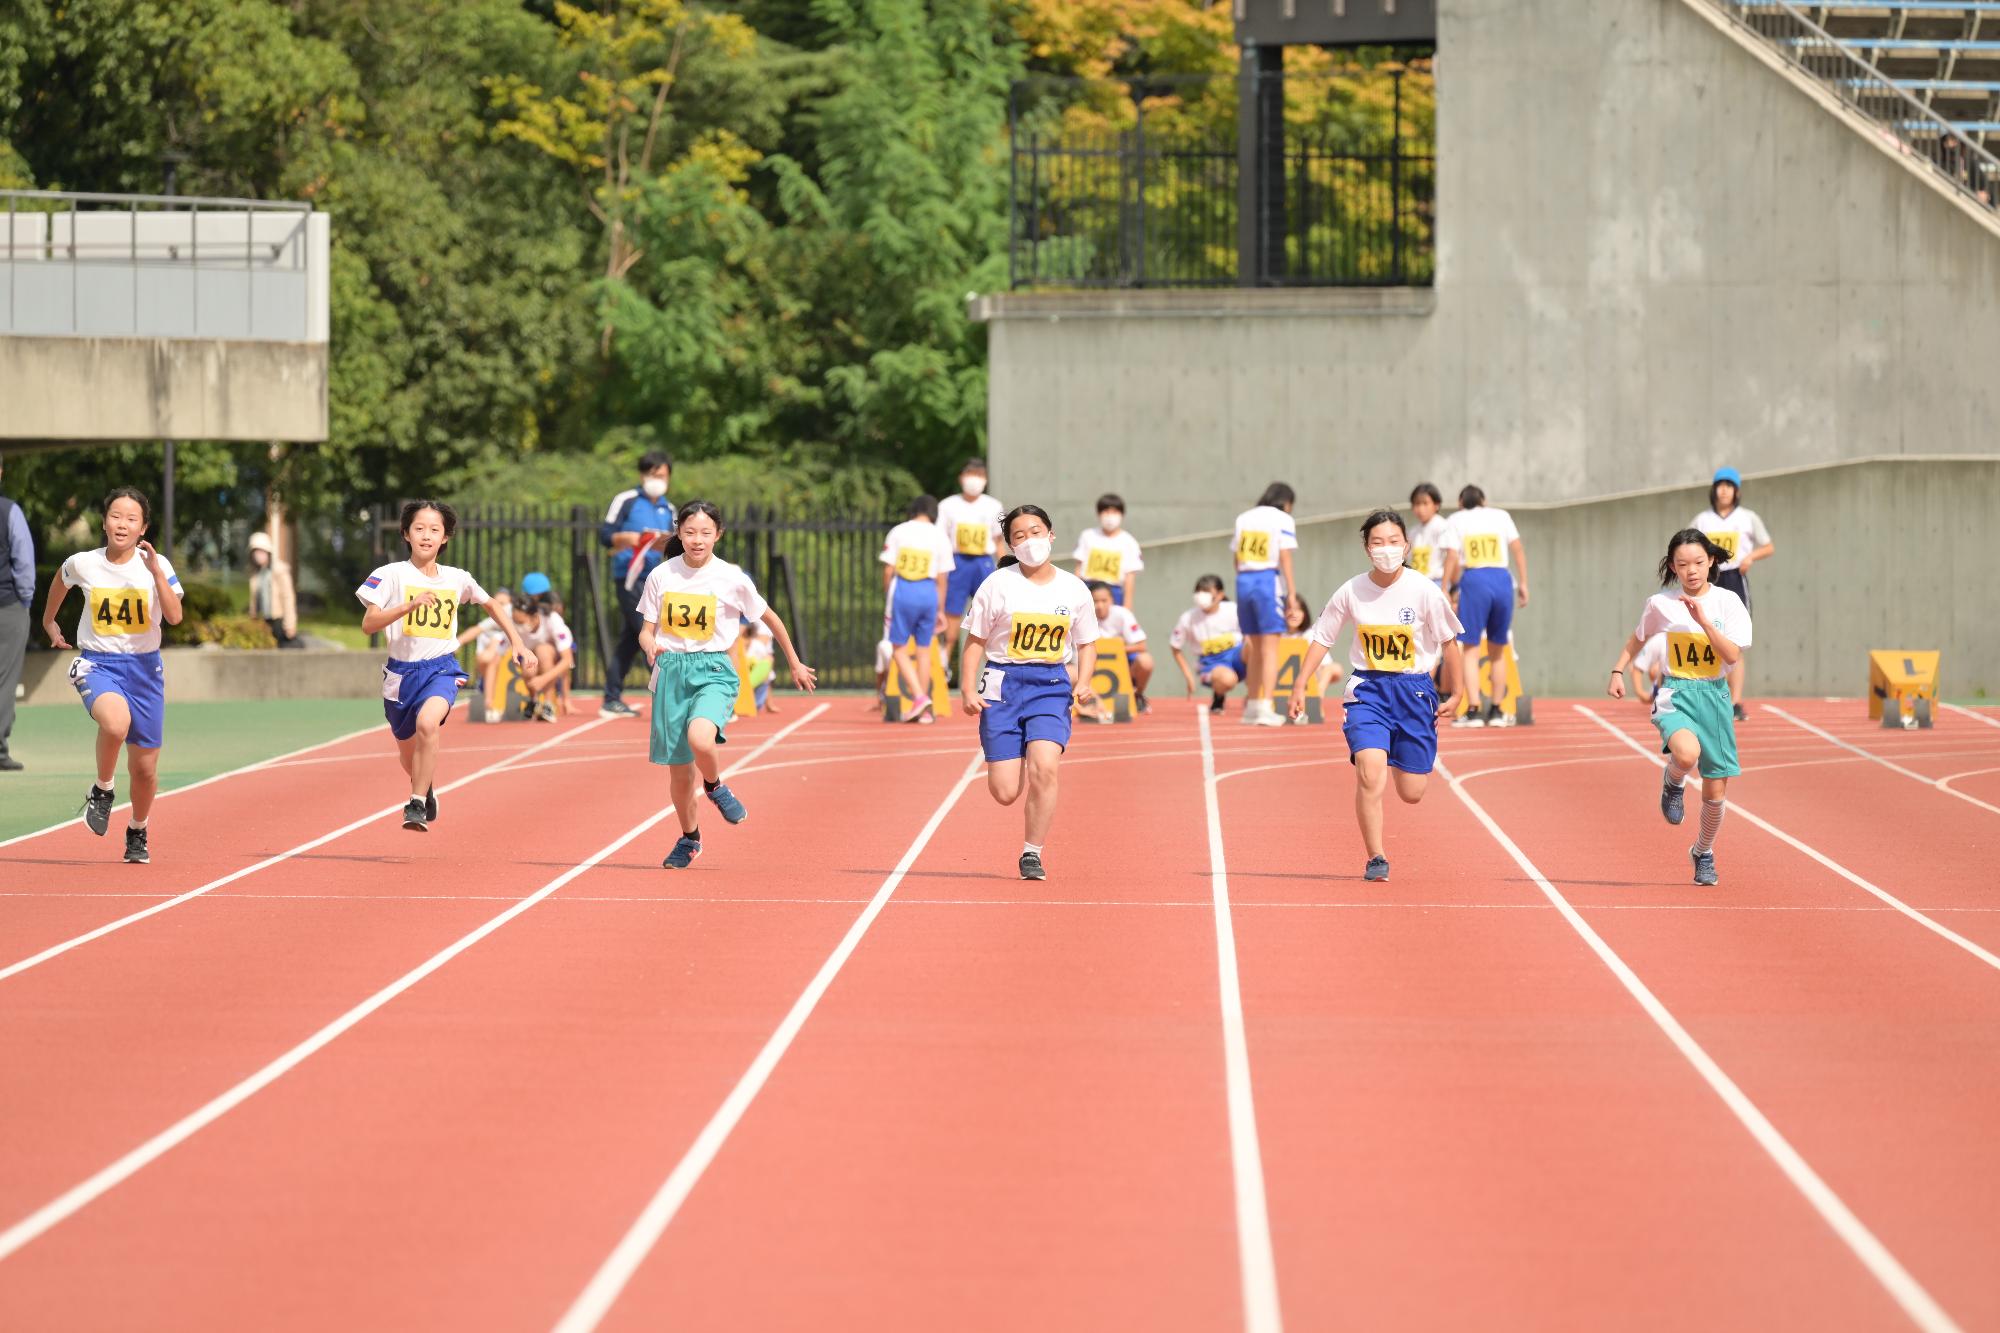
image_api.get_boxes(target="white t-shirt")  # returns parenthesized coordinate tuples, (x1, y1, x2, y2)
(62, 547, 183, 655)
(1690, 506, 1771, 573)
(1171, 601, 1243, 659)
(1634, 586, 1752, 681)
(475, 619, 510, 656)
(744, 622, 775, 662)
(936, 493, 1005, 560)
(1407, 514, 1450, 583)
(637, 554, 768, 655)
(879, 519, 956, 584)
(1232, 505, 1298, 573)
(1634, 632, 1668, 678)
(962, 565, 1099, 667)
(521, 609, 576, 655)
(1095, 604, 1148, 648)
(1072, 527, 1145, 585)
(1307, 568, 1464, 683)
(1441, 506, 1521, 574)
(357, 561, 490, 663)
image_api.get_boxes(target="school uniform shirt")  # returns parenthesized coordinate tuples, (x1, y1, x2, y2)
(474, 620, 510, 656)
(962, 566, 1099, 667)
(1440, 507, 1521, 575)
(879, 519, 957, 584)
(1072, 528, 1144, 585)
(1307, 569, 1464, 681)
(523, 610, 576, 655)
(1232, 505, 1298, 572)
(1690, 506, 1771, 573)
(1407, 514, 1450, 583)
(936, 494, 1005, 561)
(1170, 602, 1243, 659)
(358, 562, 490, 662)
(1096, 604, 1148, 648)
(744, 625, 775, 662)
(62, 548, 183, 654)
(637, 554, 767, 655)
(1635, 586, 1752, 681)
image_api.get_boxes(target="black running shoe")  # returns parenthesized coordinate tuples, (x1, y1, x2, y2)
(1732, 702, 1748, 723)
(1134, 692, 1151, 716)
(82, 783, 114, 836)
(601, 698, 639, 718)
(1483, 702, 1503, 726)
(1364, 855, 1390, 882)
(1019, 850, 1046, 881)
(402, 798, 430, 832)
(1661, 776, 1686, 826)
(424, 784, 438, 822)
(1209, 695, 1226, 714)
(124, 825, 150, 864)
(0, 753, 23, 771)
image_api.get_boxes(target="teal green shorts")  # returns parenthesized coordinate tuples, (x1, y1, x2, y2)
(649, 652, 739, 766)
(1650, 674, 1739, 779)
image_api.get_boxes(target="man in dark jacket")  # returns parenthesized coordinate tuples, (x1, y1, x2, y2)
(599, 451, 675, 716)
(0, 455, 33, 770)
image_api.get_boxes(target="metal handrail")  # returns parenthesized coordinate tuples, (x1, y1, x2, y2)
(0, 187, 312, 211)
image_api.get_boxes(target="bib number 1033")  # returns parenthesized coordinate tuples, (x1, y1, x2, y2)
(402, 589, 458, 639)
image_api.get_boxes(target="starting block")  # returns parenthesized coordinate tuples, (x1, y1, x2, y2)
(468, 656, 532, 723)
(1274, 635, 1330, 723)
(1077, 637, 1135, 723)
(1869, 650, 1939, 729)
(884, 641, 952, 722)
(731, 641, 756, 718)
(1453, 636, 1534, 725)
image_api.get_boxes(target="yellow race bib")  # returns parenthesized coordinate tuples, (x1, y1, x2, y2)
(1357, 625, 1419, 672)
(1199, 634, 1238, 657)
(1006, 612, 1070, 663)
(88, 586, 151, 637)
(955, 522, 989, 557)
(1236, 530, 1272, 566)
(1667, 631, 1722, 680)
(1462, 533, 1504, 568)
(658, 591, 718, 641)
(1409, 546, 1432, 576)
(400, 587, 458, 640)
(1706, 530, 1740, 562)
(894, 548, 933, 581)
(1084, 547, 1123, 582)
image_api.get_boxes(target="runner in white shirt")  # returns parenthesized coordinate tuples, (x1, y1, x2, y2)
(1086, 578, 1153, 717)
(1289, 509, 1465, 883)
(1438, 485, 1529, 727)
(1690, 466, 1774, 722)
(879, 496, 955, 723)
(960, 504, 1099, 882)
(1169, 575, 1245, 714)
(744, 620, 779, 714)
(1405, 482, 1450, 589)
(1232, 482, 1300, 725)
(638, 500, 816, 869)
(358, 499, 534, 831)
(1608, 529, 1750, 886)
(1072, 493, 1144, 608)
(936, 458, 1004, 676)
(40, 486, 185, 861)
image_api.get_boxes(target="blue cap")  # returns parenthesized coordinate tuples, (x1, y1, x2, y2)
(520, 571, 553, 596)
(1712, 466, 1742, 487)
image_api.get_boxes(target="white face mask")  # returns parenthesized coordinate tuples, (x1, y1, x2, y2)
(1194, 591, 1219, 611)
(1012, 535, 1053, 568)
(641, 476, 668, 500)
(1369, 545, 1407, 574)
(961, 475, 986, 497)
(1099, 511, 1122, 533)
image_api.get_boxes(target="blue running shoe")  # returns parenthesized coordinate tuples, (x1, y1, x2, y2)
(663, 834, 703, 869)
(1661, 776, 1686, 826)
(1364, 855, 1390, 882)
(705, 782, 748, 825)
(1690, 847, 1718, 886)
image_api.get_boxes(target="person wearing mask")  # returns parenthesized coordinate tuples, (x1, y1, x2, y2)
(599, 451, 676, 717)
(245, 532, 299, 649)
(0, 456, 32, 771)
(936, 458, 1003, 679)
(1691, 467, 1774, 722)
(1071, 493, 1144, 608)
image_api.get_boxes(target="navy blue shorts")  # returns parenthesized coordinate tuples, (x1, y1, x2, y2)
(1199, 644, 1245, 684)
(1455, 568, 1515, 646)
(1342, 671, 1440, 775)
(887, 578, 938, 648)
(977, 661, 1073, 762)
(1236, 568, 1286, 635)
(383, 655, 464, 741)
(70, 651, 166, 749)
(945, 556, 995, 617)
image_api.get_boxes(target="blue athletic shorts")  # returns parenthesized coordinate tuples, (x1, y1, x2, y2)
(977, 661, 1073, 762)
(945, 555, 995, 618)
(1342, 671, 1440, 775)
(1199, 644, 1245, 684)
(1236, 568, 1286, 636)
(1108, 584, 1126, 607)
(1455, 568, 1515, 646)
(382, 655, 464, 741)
(887, 578, 938, 648)
(70, 651, 166, 749)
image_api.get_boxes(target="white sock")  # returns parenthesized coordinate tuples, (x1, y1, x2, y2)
(94, 780, 114, 793)
(129, 819, 146, 830)
(1665, 757, 1693, 787)
(1023, 842, 1043, 856)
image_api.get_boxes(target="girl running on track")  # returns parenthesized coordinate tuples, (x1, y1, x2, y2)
(359, 500, 534, 831)
(1440, 484, 1528, 728)
(1289, 509, 1463, 883)
(1691, 466, 1774, 722)
(1086, 578, 1153, 717)
(1406, 482, 1449, 591)
(40, 486, 183, 863)
(1606, 529, 1749, 887)
(640, 501, 815, 869)
(959, 504, 1099, 881)
(1170, 575, 1244, 714)
(1232, 482, 1298, 727)
(936, 459, 1003, 677)
(880, 495, 955, 724)
(1072, 493, 1143, 608)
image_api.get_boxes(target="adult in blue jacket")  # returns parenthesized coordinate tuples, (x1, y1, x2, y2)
(600, 451, 675, 716)
(0, 455, 32, 769)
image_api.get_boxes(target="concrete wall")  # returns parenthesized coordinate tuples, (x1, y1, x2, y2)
(19, 648, 379, 704)
(0, 336, 328, 441)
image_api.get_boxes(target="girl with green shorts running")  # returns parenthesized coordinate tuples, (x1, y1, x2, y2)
(637, 502, 816, 869)
(1606, 529, 1749, 886)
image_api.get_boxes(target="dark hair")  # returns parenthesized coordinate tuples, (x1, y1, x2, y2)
(664, 499, 724, 560)
(1458, 485, 1486, 510)
(1257, 482, 1296, 510)
(1657, 527, 1732, 587)
(960, 457, 987, 473)
(1410, 482, 1442, 506)
(638, 451, 673, 475)
(908, 494, 938, 521)
(1096, 493, 1124, 513)
(102, 486, 152, 526)
(1284, 589, 1312, 631)
(1359, 508, 1408, 542)
(1708, 477, 1740, 512)
(1001, 503, 1051, 546)
(399, 499, 459, 549)
(1085, 579, 1113, 596)
(1194, 573, 1227, 596)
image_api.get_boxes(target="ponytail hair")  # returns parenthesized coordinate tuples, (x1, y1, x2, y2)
(1000, 503, 1052, 551)
(1257, 482, 1296, 511)
(664, 499, 724, 560)
(1658, 527, 1732, 587)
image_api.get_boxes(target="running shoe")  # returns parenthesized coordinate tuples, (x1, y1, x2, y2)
(1019, 850, 1046, 881)
(0, 753, 22, 771)
(536, 701, 559, 723)
(662, 834, 703, 869)
(401, 797, 430, 832)
(1732, 703, 1748, 723)
(124, 825, 150, 864)
(1209, 695, 1226, 714)
(601, 698, 639, 718)
(1253, 709, 1288, 728)
(1452, 711, 1485, 729)
(705, 782, 748, 825)
(1660, 775, 1686, 826)
(1364, 855, 1390, 882)
(424, 784, 438, 823)
(1489, 710, 1515, 729)
(82, 783, 114, 836)
(1690, 846, 1719, 886)
(1134, 692, 1151, 716)
(903, 695, 934, 724)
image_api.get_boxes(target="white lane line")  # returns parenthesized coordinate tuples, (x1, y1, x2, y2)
(1765, 706, 2000, 819)
(0, 717, 612, 984)
(1574, 707, 2000, 975)
(552, 746, 985, 1333)
(1196, 706, 1285, 1333)
(0, 703, 829, 1265)
(1435, 754, 1963, 1333)
(1942, 703, 2000, 731)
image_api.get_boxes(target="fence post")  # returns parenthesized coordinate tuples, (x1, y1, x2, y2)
(1391, 71, 1405, 285)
